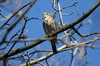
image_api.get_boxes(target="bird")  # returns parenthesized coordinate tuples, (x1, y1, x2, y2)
(42, 12, 57, 53)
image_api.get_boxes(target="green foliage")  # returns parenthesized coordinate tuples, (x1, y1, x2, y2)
(0, 0, 6, 2)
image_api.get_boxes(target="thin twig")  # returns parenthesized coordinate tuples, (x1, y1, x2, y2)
(0, 0, 99, 60)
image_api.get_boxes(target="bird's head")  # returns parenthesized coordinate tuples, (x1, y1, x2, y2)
(42, 12, 52, 17)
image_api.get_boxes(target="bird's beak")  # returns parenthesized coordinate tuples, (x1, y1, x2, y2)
(41, 12, 45, 15)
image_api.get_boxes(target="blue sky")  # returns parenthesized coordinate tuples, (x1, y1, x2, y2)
(0, 0, 100, 66)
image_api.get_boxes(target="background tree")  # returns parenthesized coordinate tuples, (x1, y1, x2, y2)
(0, 0, 100, 66)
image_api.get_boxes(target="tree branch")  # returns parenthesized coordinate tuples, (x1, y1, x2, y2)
(20, 36, 100, 66)
(0, 0, 99, 60)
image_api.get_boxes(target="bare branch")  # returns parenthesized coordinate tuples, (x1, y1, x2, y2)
(20, 36, 100, 66)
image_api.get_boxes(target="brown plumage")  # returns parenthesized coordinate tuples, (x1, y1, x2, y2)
(42, 13, 57, 53)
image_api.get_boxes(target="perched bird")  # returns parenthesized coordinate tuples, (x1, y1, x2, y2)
(42, 12, 57, 53)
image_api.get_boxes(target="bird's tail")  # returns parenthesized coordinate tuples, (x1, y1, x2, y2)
(50, 39, 57, 53)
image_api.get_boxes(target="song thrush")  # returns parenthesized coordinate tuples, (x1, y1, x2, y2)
(42, 13, 57, 53)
